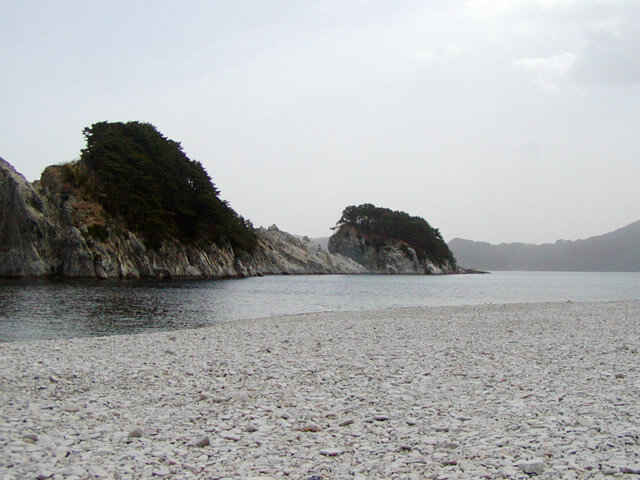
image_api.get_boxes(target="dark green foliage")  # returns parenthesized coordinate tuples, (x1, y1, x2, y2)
(60, 164, 76, 185)
(336, 203, 456, 267)
(80, 121, 257, 252)
(86, 224, 109, 242)
(59, 162, 89, 192)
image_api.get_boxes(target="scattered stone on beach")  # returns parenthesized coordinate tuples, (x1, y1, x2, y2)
(621, 464, 640, 474)
(371, 414, 390, 422)
(319, 448, 343, 457)
(127, 427, 143, 438)
(518, 458, 546, 475)
(1, 301, 640, 479)
(221, 433, 241, 442)
(35, 469, 53, 480)
(601, 464, 619, 475)
(152, 465, 171, 476)
(295, 423, 322, 432)
(189, 436, 210, 447)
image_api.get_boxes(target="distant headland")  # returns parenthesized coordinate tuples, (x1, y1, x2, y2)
(449, 222, 640, 272)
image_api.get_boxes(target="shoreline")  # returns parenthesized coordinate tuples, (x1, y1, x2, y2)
(2, 301, 640, 478)
(0, 297, 628, 345)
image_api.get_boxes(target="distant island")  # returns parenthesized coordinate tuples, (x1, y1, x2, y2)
(449, 221, 640, 272)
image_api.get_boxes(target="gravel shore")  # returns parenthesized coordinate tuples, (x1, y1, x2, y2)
(2, 301, 640, 479)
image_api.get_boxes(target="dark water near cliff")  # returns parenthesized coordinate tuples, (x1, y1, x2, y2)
(1, 271, 640, 342)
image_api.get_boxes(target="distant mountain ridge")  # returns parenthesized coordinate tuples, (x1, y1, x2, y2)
(449, 221, 640, 271)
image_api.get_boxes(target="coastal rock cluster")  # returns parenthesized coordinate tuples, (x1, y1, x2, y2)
(1, 301, 640, 478)
(328, 225, 457, 274)
(246, 226, 366, 276)
(0, 158, 363, 279)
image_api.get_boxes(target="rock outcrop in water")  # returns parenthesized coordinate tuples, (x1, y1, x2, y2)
(0, 157, 364, 278)
(329, 225, 458, 274)
(328, 204, 460, 274)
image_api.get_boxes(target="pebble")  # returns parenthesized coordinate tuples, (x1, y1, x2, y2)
(295, 423, 322, 432)
(319, 448, 342, 457)
(621, 464, 640, 474)
(518, 458, 545, 475)
(189, 436, 210, 447)
(372, 414, 390, 421)
(1, 301, 640, 479)
(153, 465, 171, 476)
(406, 454, 430, 464)
(127, 428, 143, 438)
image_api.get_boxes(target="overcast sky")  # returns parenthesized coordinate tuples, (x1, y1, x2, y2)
(2, 0, 639, 244)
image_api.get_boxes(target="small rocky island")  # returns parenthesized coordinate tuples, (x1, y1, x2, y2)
(328, 204, 460, 274)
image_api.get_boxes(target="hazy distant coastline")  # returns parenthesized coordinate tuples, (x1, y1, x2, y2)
(449, 220, 640, 272)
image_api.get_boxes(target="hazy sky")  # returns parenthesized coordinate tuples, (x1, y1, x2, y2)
(2, 1, 639, 244)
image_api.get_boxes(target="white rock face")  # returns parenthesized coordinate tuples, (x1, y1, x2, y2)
(0, 158, 58, 276)
(2, 301, 640, 479)
(249, 225, 366, 275)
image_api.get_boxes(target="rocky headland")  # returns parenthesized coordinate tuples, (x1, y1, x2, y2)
(0, 157, 364, 279)
(1, 123, 471, 279)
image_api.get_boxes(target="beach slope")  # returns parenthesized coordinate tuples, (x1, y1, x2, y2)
(2, 301, 640, 478)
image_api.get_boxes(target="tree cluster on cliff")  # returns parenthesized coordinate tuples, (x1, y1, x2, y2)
(77, 121, 256, 251)
(335, 203, 456, 267)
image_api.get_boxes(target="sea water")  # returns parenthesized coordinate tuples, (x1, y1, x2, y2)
(1, 271, 639, 341)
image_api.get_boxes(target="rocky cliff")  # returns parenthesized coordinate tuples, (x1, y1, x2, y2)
(0, 158, 59, 276)
(328, 225, 458, 274)
(0, 158, 364, 278)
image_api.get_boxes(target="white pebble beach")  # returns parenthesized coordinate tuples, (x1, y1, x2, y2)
(2, 301, 640, 479)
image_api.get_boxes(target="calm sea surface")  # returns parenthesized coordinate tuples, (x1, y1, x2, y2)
(1, 271, 639, 342)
